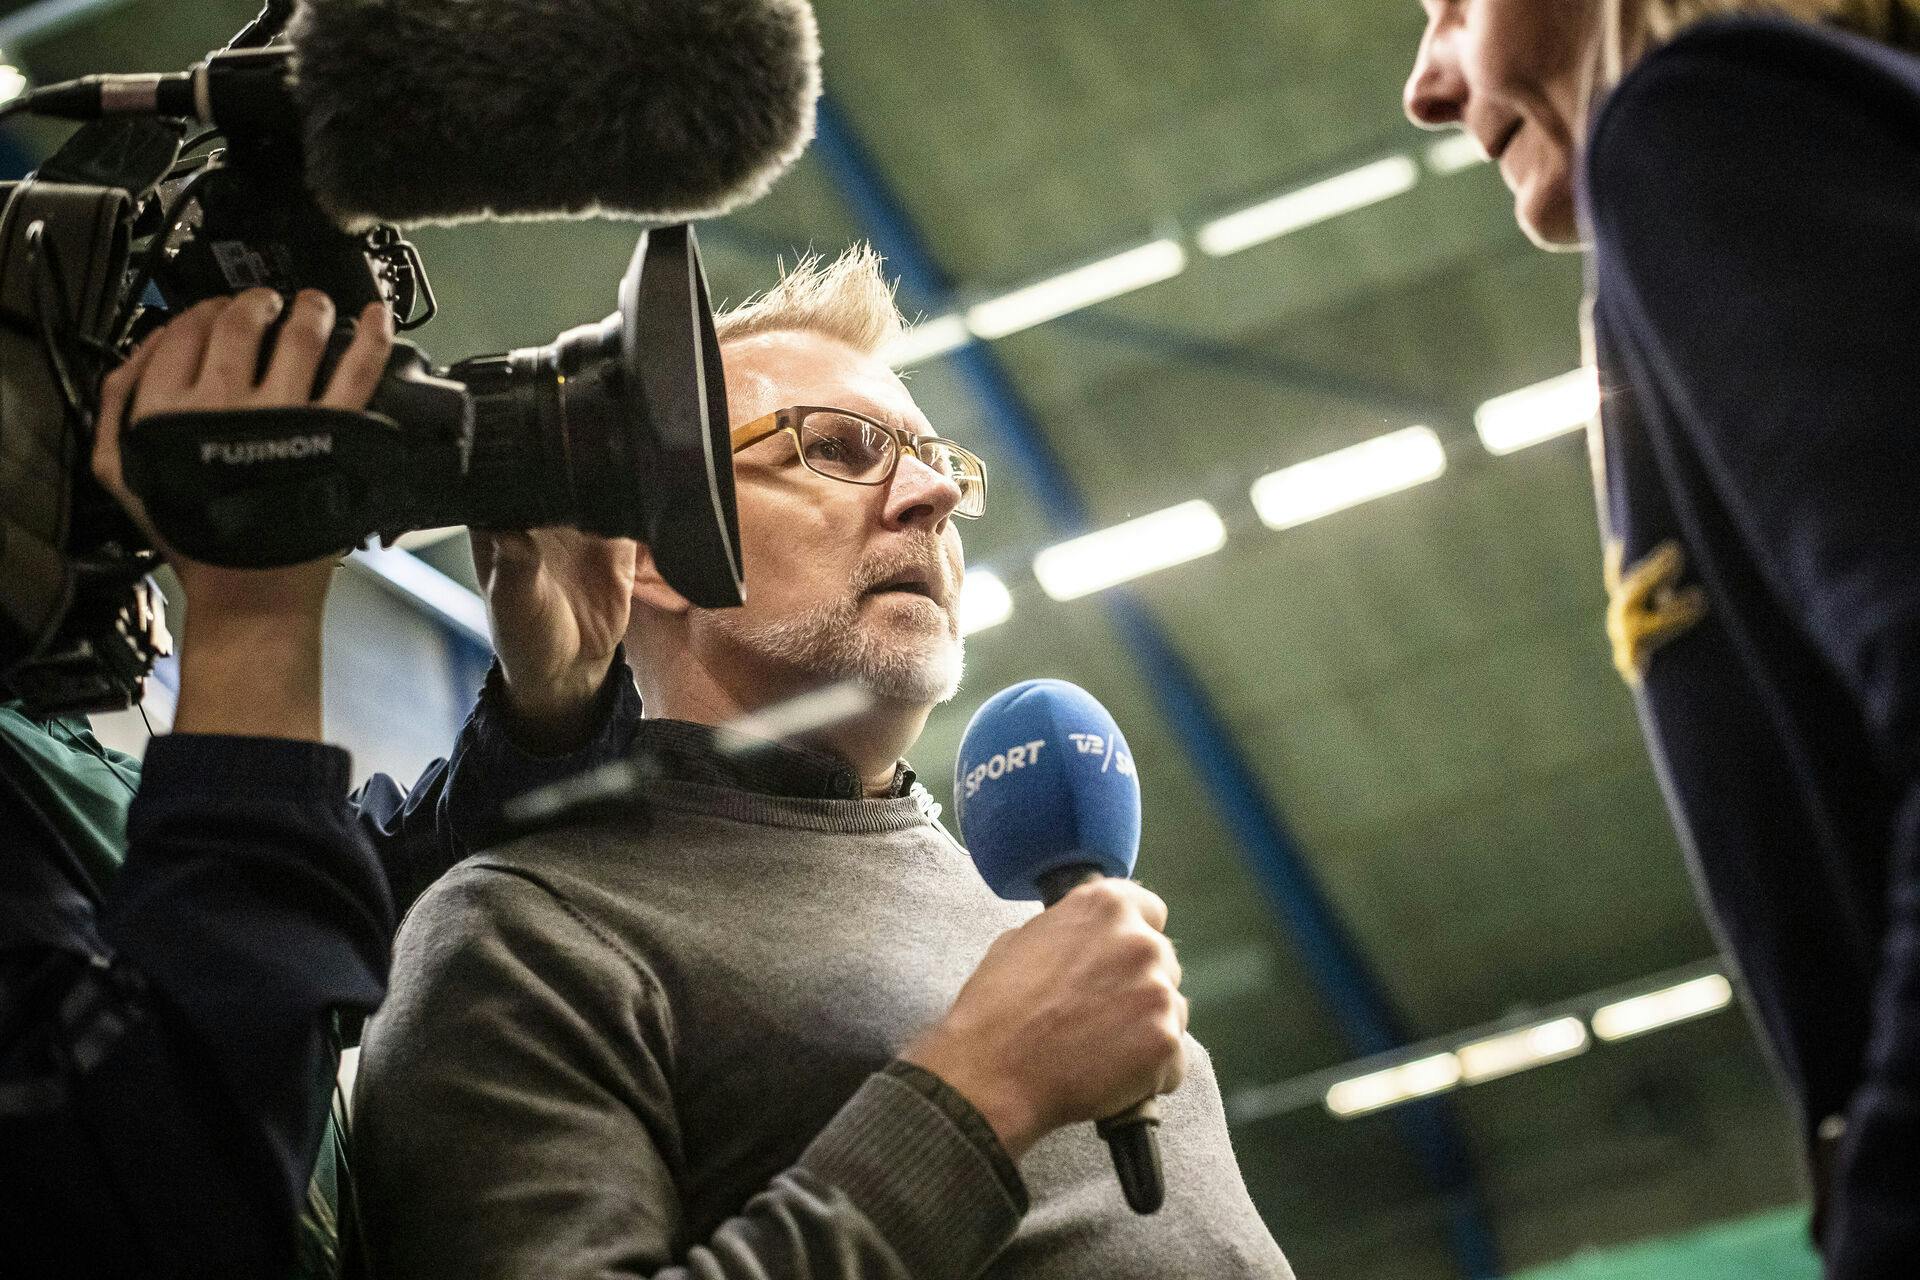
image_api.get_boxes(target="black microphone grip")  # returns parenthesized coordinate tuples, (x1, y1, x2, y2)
(1033, 863, 1167, 1215)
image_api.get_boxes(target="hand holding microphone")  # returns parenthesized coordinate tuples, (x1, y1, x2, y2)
(904, 679, 1179, 1214)
(900, 875, 1185, 1169)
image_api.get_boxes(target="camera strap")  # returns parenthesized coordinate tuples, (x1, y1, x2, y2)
(120, 405, 405, 567)
(0, 179, 134, 683)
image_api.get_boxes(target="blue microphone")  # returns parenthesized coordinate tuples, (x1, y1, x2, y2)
(955, 679, 1163, 1214)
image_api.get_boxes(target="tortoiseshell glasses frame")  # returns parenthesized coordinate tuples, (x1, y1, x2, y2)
(729, 405, 987, 519)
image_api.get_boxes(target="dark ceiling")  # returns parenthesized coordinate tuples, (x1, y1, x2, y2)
(3, 1, 1811, 1274)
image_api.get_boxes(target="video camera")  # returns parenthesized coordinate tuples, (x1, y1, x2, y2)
(0, 1, 753, 716)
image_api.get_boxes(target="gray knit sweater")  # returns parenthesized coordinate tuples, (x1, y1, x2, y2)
(351, 730, 1290, 1280)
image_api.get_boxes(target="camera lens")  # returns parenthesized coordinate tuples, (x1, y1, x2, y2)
(433, 227, 745, 609)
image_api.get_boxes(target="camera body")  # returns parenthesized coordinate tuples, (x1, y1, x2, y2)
(0, 40, 745, 717)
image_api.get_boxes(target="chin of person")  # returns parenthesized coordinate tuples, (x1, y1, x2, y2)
(1513, 174, 1582, 251)
(873, 593, 951, 630)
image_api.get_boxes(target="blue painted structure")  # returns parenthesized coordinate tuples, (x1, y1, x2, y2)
(812, 94, 1503, 1278)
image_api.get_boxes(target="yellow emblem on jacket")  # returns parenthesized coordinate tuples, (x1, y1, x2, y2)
(1605, 539, 1708, 686)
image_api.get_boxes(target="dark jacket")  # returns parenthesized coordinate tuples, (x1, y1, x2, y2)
(0, 659, 637, 1278)
(1582, 15, 1920, 1275)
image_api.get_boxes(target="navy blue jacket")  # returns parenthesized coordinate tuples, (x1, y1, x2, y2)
(1583, 16, 1920, 1275)
(0, 660, 640, 1277)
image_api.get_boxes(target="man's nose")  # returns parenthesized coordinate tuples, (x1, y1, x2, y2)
(884, 451, 963, 530)
(1405, 25, 1467, 128)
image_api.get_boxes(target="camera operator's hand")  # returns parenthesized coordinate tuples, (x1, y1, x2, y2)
(470, 528, 638, 754)
(92, 288, 393, 740)
(901, 878, 1188, 1161)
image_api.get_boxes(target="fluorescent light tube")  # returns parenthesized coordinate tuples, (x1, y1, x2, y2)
(714, 682, 876, 757)
(1458, 1017, 1590, 1084)
(1325, 1052, 1462, 1118)
(0, 64, 26, 106)
(1198, 156, 1420, 257)
(966, 240, 1187, 340)
(1425, 132, 1489, 175)
(1592, 974, 1733, 1042)
(391, 525, 467, 551)
(882, 314, 970, 367)
(958, 569, 1014, 636)
(1250, 426, 1446, 531)
(1475, 367, 1600, 455)
(1032, 500, 1226, 602)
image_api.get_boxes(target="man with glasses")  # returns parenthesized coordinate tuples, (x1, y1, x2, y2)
(348, 247, 1287, 1280)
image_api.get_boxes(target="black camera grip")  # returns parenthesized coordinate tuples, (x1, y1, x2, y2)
(121, 405, 402, 566)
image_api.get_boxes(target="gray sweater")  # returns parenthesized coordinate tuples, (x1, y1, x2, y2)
(352, 735, 1290, 1280)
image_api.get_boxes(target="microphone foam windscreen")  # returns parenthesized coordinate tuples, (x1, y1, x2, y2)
(288, 0, 821, 228)
(955, 679, 1141, 901)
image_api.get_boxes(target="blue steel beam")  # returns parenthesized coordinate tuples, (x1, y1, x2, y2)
(812, 95, 1502, 1278)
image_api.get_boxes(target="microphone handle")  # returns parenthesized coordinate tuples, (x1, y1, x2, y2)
(1034, 864, 1167, 1215)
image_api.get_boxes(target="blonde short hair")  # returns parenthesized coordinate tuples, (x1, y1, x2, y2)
(712, 243, 905, 355)
(1604, 0, 1920, 81)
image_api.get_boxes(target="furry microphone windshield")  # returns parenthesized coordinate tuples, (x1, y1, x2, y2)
(286, 0, 821, 228)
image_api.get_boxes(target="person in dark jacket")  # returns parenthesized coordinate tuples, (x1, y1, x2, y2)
(1405, 1, 1920, 1274)
(0, 286, 644, 1278)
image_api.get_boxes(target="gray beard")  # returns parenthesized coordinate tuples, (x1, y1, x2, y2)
(698, 593, 965, 706)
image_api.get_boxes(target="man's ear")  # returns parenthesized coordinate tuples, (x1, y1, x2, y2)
(631, 542, 694, 616)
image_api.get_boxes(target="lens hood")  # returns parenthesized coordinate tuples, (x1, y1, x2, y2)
(618, 225, 745, 609)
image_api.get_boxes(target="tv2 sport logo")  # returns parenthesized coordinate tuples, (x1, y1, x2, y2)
(962, 731, 1136, 799)
(1067, 732, 1135, 778)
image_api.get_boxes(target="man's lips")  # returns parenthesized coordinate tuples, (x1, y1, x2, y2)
(865, 576, 947, 609)
(859, 544, 955, 611)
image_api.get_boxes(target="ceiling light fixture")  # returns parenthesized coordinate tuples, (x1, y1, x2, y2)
(1250, 425, 1446, 531)
(1457, 1017, 1590, 1084)
(882, 313, 971, 367)
(965, 239, 1187, 341)
(1229, 961, 1733, 1126)
(1198, 155, 1421, 258)
(1424, 132, 1489, 175)
(957, 569, 1014, 636)
(1032, 499, 1226, 602)
(1325, 1053, 1463, 1118)
(1591, 973, 1733, 1042)
(1474, 367, 1600, 456)
(391, 526, 468, 551)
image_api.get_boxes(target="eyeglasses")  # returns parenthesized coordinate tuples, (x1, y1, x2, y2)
(730, 405, 987, 519)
